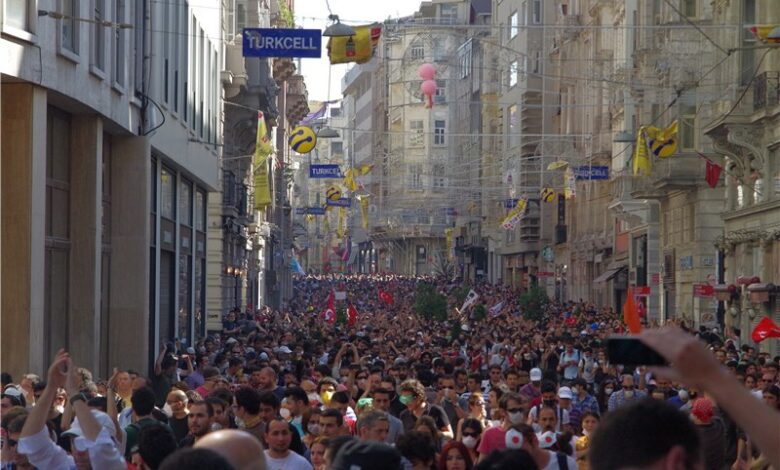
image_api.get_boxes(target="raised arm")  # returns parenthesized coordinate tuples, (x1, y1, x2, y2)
(21, 350, 68, 438)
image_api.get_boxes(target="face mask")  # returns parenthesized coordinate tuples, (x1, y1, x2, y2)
(308, 392, 320, 404)
(307, 423, 320, 435)
(462, 436, 478, 448)
(523, 354, 532, 360)
(162, 403, 173, 417)
(507, 411, 524, 424)
(623, 390, 634, 398)
(604, 387, 614, 395)
(543, 399, 556, 407)
(280, 408, 291, 420)
(320, 391, 334, 406)
(399, 394, 414, 405)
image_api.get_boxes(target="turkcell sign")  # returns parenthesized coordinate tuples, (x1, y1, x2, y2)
(295, 207, 327, 215)
(574, 166, 610, 180)
(326, 197, 352, 207)
(242, 28, 322, 58)
(309, 164, 341, 178)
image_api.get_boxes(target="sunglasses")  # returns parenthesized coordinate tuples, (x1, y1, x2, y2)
(506, 408, 524, 413)
(462, 431, 479, 438)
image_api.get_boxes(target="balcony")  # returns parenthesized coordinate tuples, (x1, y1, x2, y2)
(754, 71, 780, 112)
(286, 74, 309, 124)
(273, 58, 296, 83)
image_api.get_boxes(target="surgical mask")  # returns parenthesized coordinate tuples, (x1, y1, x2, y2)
(623, 390, 634, 398)
(320, 391, 334, 406)
(462, 436, 478, 448)
(508, 411, 524, 424)
(307, 423, 320, 435)
(604, 387, 614, 395)
(399, 394, 414, 405)
(162, 403, 173, 417)
(280, 408, 291, 420)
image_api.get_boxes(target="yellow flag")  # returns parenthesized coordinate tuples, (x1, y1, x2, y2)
(632, 126, 652, 177)
(328, 24, 382, 64)
(253, 111, 273, 211)
(750, 25, 780, 44)
(358, 164, 374, 175)
(359, 195, 370, 229)
(646, 120, 678, 158)
(343, 169, 358, 192)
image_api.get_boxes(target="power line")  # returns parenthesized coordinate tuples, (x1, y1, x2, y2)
(662, 0, 730, 56)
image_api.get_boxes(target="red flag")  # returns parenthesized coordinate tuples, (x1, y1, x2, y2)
(378, 289, 394, 306)
(321, 289, 336, 323)
(623, 288, 642, 334)
(347, 304, 358, 327)
(751, 316, 780, 343)
(705, 160, 722, 189)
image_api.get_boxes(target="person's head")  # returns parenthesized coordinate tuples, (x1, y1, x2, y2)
(320, 408, 345, 438)
(6, 414, 32, 470)
(505, 370, 520, 391)
(256, 367, 277, 391)
(330, 390, 351, 416)
(330, 439, 402, 470)
(414, 415, 440, 441)
(356, 410, 390, 442)
(468, 392, 486, 415)
(258, 391, 281, 424)
(581, 411, 600, 435)
(159, 448, 235, 470)
(324, 435, 357, 468)
(557, 386, 573, 409)
(762, 384, 780, 410)
(166, 389, 189, 417)
(194, 429, 266, 470)
(499, 392, 524, 426)
(489, 365, 503, 383)
(132, 387, 157, 417)
(266, 417, 293, 456)
(471, 448, 538, 470)
(134, 422, 178, 470)
(370, 388, 393, 412)
(467, 374, 482, 392)
(621, 374, 636, 391)
(310, 437, 330, 468)
(188, 401, 214, 438)
(439, 441, 473, 470)
(206, 396, 230, 428)
(317, 377, 338, 405)
(282, 387, 309, 417)
(460, 418, 483, 450)
(1, 391, 25, 410)
(589, 399, 702, 470)
(540, 381, 557, 407)
(233, 386, 261, 420)
(537, 407, 557, 433)
(529, 368, 542, 385)
(303, 406, 323, 436)
(63, 410, 118, 470)
(397, 431, 437, 470)
(399, 379, 427, 410)
(115, 370, 132, 395)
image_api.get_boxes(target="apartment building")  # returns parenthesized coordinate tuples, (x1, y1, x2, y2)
(2, 0, 221, 377)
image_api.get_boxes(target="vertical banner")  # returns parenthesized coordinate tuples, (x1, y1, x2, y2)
(359, 195, 370, 229)
(337, 207, 346, 238)
(445, 228, 454, 260)
(253, 111, 273, 211)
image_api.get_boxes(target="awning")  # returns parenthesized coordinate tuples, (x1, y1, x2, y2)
(593, 266, 626, 283)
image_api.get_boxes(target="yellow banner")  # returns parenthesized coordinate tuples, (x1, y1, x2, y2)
(359, 195, 370, 229)
(445, 228, 454, 260)
(646, 120, 678, 158)
(632, 126, 652, 177)
(328, 24, 382, 64)
(253, 111, 273, 211)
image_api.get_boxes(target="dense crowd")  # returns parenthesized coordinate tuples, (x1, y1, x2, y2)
(1, 274, 779, 470)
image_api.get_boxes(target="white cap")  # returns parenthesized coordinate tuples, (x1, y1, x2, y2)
(275, 346, 292, 354)
(62, 410, 117, 439)
(530, 368, 542, 382)
(558, 386, 573, 400)
(225, 337, 238, 345)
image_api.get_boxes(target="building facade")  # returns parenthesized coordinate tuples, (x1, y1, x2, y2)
(2, 0, 221, 377)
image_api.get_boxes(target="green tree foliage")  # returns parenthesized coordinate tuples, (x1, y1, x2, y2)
(518, 287, 549, 322)
(452, 286, 470, 305)
(472, 304, 487, 321)
(414, 283, 448, 322)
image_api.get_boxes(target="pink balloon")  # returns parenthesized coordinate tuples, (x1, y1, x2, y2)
(418, 63, 436, 80)
(420, 79, 437, 96)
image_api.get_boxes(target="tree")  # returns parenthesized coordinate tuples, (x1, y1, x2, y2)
(414, 283, 448, 322)
(519, 287, 549, 322)
(431, 253, 456, 279)
(452, 286, 470, 305)
(472, 304, 487, 321)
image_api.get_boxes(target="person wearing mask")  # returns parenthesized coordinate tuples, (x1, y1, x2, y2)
(456, 393, 490, 440)
(458, 418, 483, 463)
(607, 375, 646, 411)
(476, 392, 525, 460)
(370, 387, 405, 445)
(504, 423, 577, 470)
(398, 380, 453, 439)
(302, 407, 323, 448)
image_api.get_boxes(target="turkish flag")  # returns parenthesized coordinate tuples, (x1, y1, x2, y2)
(623, 288, 642, 334)
(348, 304, 358, 327)
(321, 289, 336, 323)
(378, 289, 394, 306)
(565, 316, 577, 327)
(705, 160, 722, 189)
(751, 316, 780, 343)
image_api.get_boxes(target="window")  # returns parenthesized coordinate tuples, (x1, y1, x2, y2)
(682, 0, 696, 17)
(533, 50, 541, 73)
(440, 4, 458, 22)
(161, 167, 176, 219)
(113, 0, 125, 86)
(408, 164, 423, 189)
(410, 41, 424, 60)
(432, 163, 446, 191)
(435, 79, 446, 103)
(521, 1, 527, 25)
(433, 39, 445, 62)
(434, 120, 446, 146)
(508, 105, 519, 148)
(740, 0, 756, 86)
(458, 40, 472, 78)
(60, 0, 78, 53)
(410, 120, 424, 147)
(236, 2, 246, 31)
(509, 60, 518, 87)
(180, 179, 192, 226)
(509, 11, 519, 39)
(331, 141, 344, 155)
(679, 105, 696, 151)
(91, 0, 106, 70)
(532, 0, 541, 24)
(195, 190, 206, 231)
(5, 0, 31, 31)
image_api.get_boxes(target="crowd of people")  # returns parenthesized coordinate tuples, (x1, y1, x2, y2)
(1, 274, 779, 470)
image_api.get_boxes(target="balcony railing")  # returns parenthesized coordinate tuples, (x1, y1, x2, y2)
(754, 71, 780, 111)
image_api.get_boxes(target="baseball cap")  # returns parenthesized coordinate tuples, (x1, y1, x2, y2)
(558, 387, 573, 400)
(225, 337, 238, 345)
(330, 440, 402, 470)
(258, 352, 269, 361)
(63, 410, 117, 445)
(186, 347, 196, 355)
(275, 346, 293, 354)
(530, 368, 542, 382)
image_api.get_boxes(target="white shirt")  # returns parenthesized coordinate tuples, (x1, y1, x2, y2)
(18, 426, 126, 470)
(264, 450, 313, 470)
(540, 449, 579, 470)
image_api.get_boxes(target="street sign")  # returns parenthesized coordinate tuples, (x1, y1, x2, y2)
(574, 166, 610, 180)
(295, 207, 326, 215)
(242, 28, 322, 58)
(694, 284, 714, 298)
(309, 164, 341, 178)
(326, 197, 352, 207)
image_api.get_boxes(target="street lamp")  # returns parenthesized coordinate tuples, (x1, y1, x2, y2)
(317, 127, 340, 138)
(322, 15, 355, 37)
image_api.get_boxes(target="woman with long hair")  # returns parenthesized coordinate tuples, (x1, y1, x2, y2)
(575, 411, 600, 470)
(438, 441, 473, 470)
(456, 394, 490, 439)
(458, 418, 483, 463)
(309, 436, 329, 470)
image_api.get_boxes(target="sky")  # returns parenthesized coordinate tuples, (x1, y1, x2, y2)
(295, 0, 423, 102)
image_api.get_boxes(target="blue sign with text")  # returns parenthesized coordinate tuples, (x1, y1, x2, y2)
(309, 164, 341, 178)
(295, 207, 327, 215)
(242, 28, 322, 58)
(326, 197, 352, 207)
(574, 166, 610, 180)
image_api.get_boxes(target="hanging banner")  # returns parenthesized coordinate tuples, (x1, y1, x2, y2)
(310, 164, 341, 178)
(359, 196, 370, 229)
(574, 166, 610, 180)
(253, 111, 273, 211)
(328, 24, 382, 64)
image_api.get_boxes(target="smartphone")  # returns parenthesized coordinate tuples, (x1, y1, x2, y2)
(607, 337, 668, 366)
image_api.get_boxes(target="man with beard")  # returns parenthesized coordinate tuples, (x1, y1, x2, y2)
(264, 417, 313, 470)
(179, 401, 213, 447)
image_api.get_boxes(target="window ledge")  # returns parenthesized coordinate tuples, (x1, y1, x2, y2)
(112, 81, 126, 95)
(1, 25, 37, 44)
(57, 47, 80, 65)
(89, 65, 107, 81)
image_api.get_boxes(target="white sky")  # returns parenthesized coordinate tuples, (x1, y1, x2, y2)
(295, 0, 423, 102)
